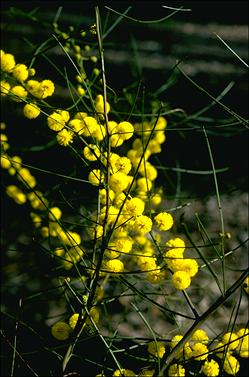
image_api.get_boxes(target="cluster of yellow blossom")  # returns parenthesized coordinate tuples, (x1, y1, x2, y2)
(51, 306, 100, 340)
(1, 50, 55, 119)
(165, 237, 199, 290)
(1, 123, 85, 271)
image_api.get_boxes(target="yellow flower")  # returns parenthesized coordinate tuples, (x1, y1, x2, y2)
(88, 169, 104, 186)
(116, 121, 134, 140)
(17, 167, 36, 188)
(243, 276, 249, 294)
(0, 154, 11, 169)
(191, 342, 208, 360)
(125, 197, 145, 217)
(104, 259, 124, 273)
(1, 52, 16, 72)
(12, 64, 29, 81)
(10, 85, 28, 101)
(201, 359, 219, 377)
(56, 129, 74, 146)
(223, 355, 240, 375)
(133, 215, 152, 235)
(51, 321, 71, 340)
(177, 259, 199, 278)
(109, 172, 130, 193)
(113, 157, 132, 175)
(6, 185, 26, 205)
(191, 329, 209, 343)
(23, 103, 41, 119)
(172, 271, 191, 290)
(165, 238, 186, 254)
(154, 212, 173, 231)
(222, 332, 240, 350)
(147, 341, 165, 358)
(136, 177, 152, 192)
(36, 79, 55, 99)
(0, 80, 11, 96)
(47, 111, 65, 131)
(48, 206, 62, 221)
(95, 94, 110, 117)
(83, 144, 101, 161)
(168, 363, 185, 377)
(26, 79, 40, 96)
(68, 119, 84, 134)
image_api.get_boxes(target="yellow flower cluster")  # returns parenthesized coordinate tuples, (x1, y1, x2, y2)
(1, 50, 55, 119)
(164, 237, 199, 290)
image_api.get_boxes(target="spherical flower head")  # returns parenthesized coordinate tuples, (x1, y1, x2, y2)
(68, 313, 80, 330)
(165, 249, 184, 271)
(133, 215, 152, 235)
(147, 139, 161, 154)
(214, 341, 230, 359)
(47, 111, 65, 131)
(116, 121, 134, 140)
(10, 85, 28, 101)
(6, 185, 26, 205)
(91, 124, 107, 141)
(222, 332, 240, 350)
(201, 359, 219, 377)
(154, 212, 173, 231)
(12, 64, 29, 81)
(172, 271, 191, 290)
(56, 129, 74, 146)
(82, 116, 98, 137)
(0, 80, 11, 96)
(147, 341, 165, 358)
(191, 329, 209, 343)
(68, 119, 84, 134)
(243, 276, 249, 294)
(26, 79, 40, 96)
(23, 103, 41, 119)
(58, 110, 70, 123)
(147, 270, 166, 284)
(170, 335, 183, 349)
(1, 155, 11, 169)
(106, 241, 121, 259)
(49, 206, 62, 221)
(51, 321, 71, 340)
(83, 144, 101, 161)
(151, 193, 162, 206)
(114, 157, 132, 175)
(74, 111, 88, 121)
(166, 238, 186, 254)
(125, 197, 145, 217)
(153, 130, 166, 144)
(109, 172, 130, 193)
(136, 177, 152, 192)
(236, 328, 249, 357)
(1, 52, 16, 72)
(88, 169, 104, 186)
(77, 85, 85, 96)
(110, 133, 124, 148)
(168, 363, 185, 377)
(191, 342, 208, 361)
(113, 369, 136, 377)
(223, 355, 240, 375)
(138, 161, 158, 181)
(17, 167, 36, 188)
(104, 259, 124, 273)
(177, 259, 199, 278)
(36, 79, 55, 99)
